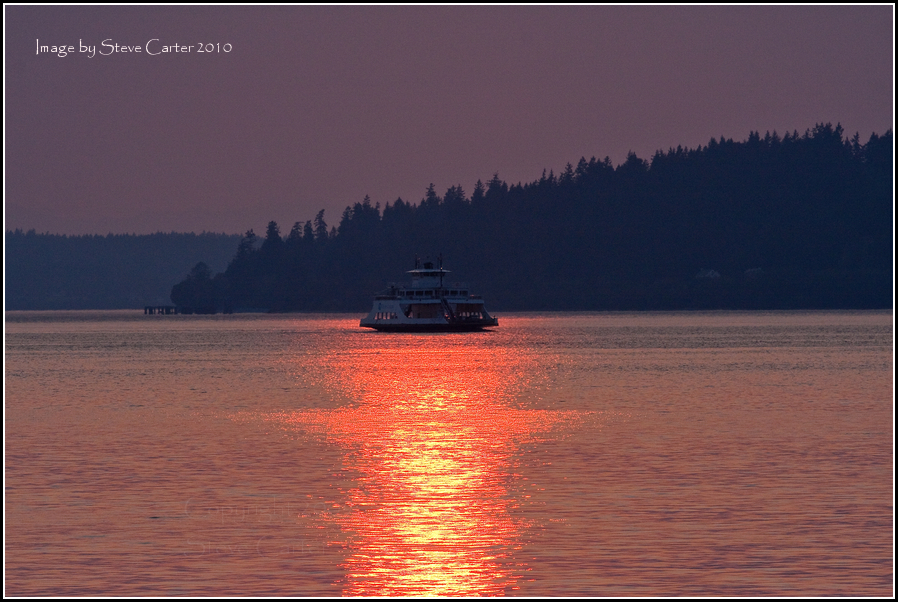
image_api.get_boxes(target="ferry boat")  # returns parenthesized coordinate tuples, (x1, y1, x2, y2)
(360, 259, 498, 332)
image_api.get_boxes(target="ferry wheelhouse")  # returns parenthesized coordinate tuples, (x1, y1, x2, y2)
(360, 260, 498, 332)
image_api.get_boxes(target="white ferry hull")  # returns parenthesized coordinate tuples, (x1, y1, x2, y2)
(362, 321, 497, 332)
(359, 299, 498, 332)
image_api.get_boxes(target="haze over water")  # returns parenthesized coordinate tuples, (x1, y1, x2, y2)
(5, 311, 893, 596)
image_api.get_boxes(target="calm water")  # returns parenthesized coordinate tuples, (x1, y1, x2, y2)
(5, 310, 893, 596)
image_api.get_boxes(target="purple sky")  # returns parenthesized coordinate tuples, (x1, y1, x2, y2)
(5, 6, 894, 235)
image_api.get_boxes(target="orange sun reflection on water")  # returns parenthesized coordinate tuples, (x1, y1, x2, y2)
(268, 339, 583, 596)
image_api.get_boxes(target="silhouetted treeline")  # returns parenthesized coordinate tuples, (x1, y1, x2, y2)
(6, 231, 241, 309)
(178, 123, 890, 312)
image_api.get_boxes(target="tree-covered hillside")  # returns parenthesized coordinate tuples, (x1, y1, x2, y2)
(173, 123, 892, 312)
(6, 231, 241, 309)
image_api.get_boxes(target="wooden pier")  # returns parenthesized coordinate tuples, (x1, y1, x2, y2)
(144, 305, 179, 315)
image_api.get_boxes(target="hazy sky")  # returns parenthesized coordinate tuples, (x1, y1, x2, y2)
(5, 5, 894, 235)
